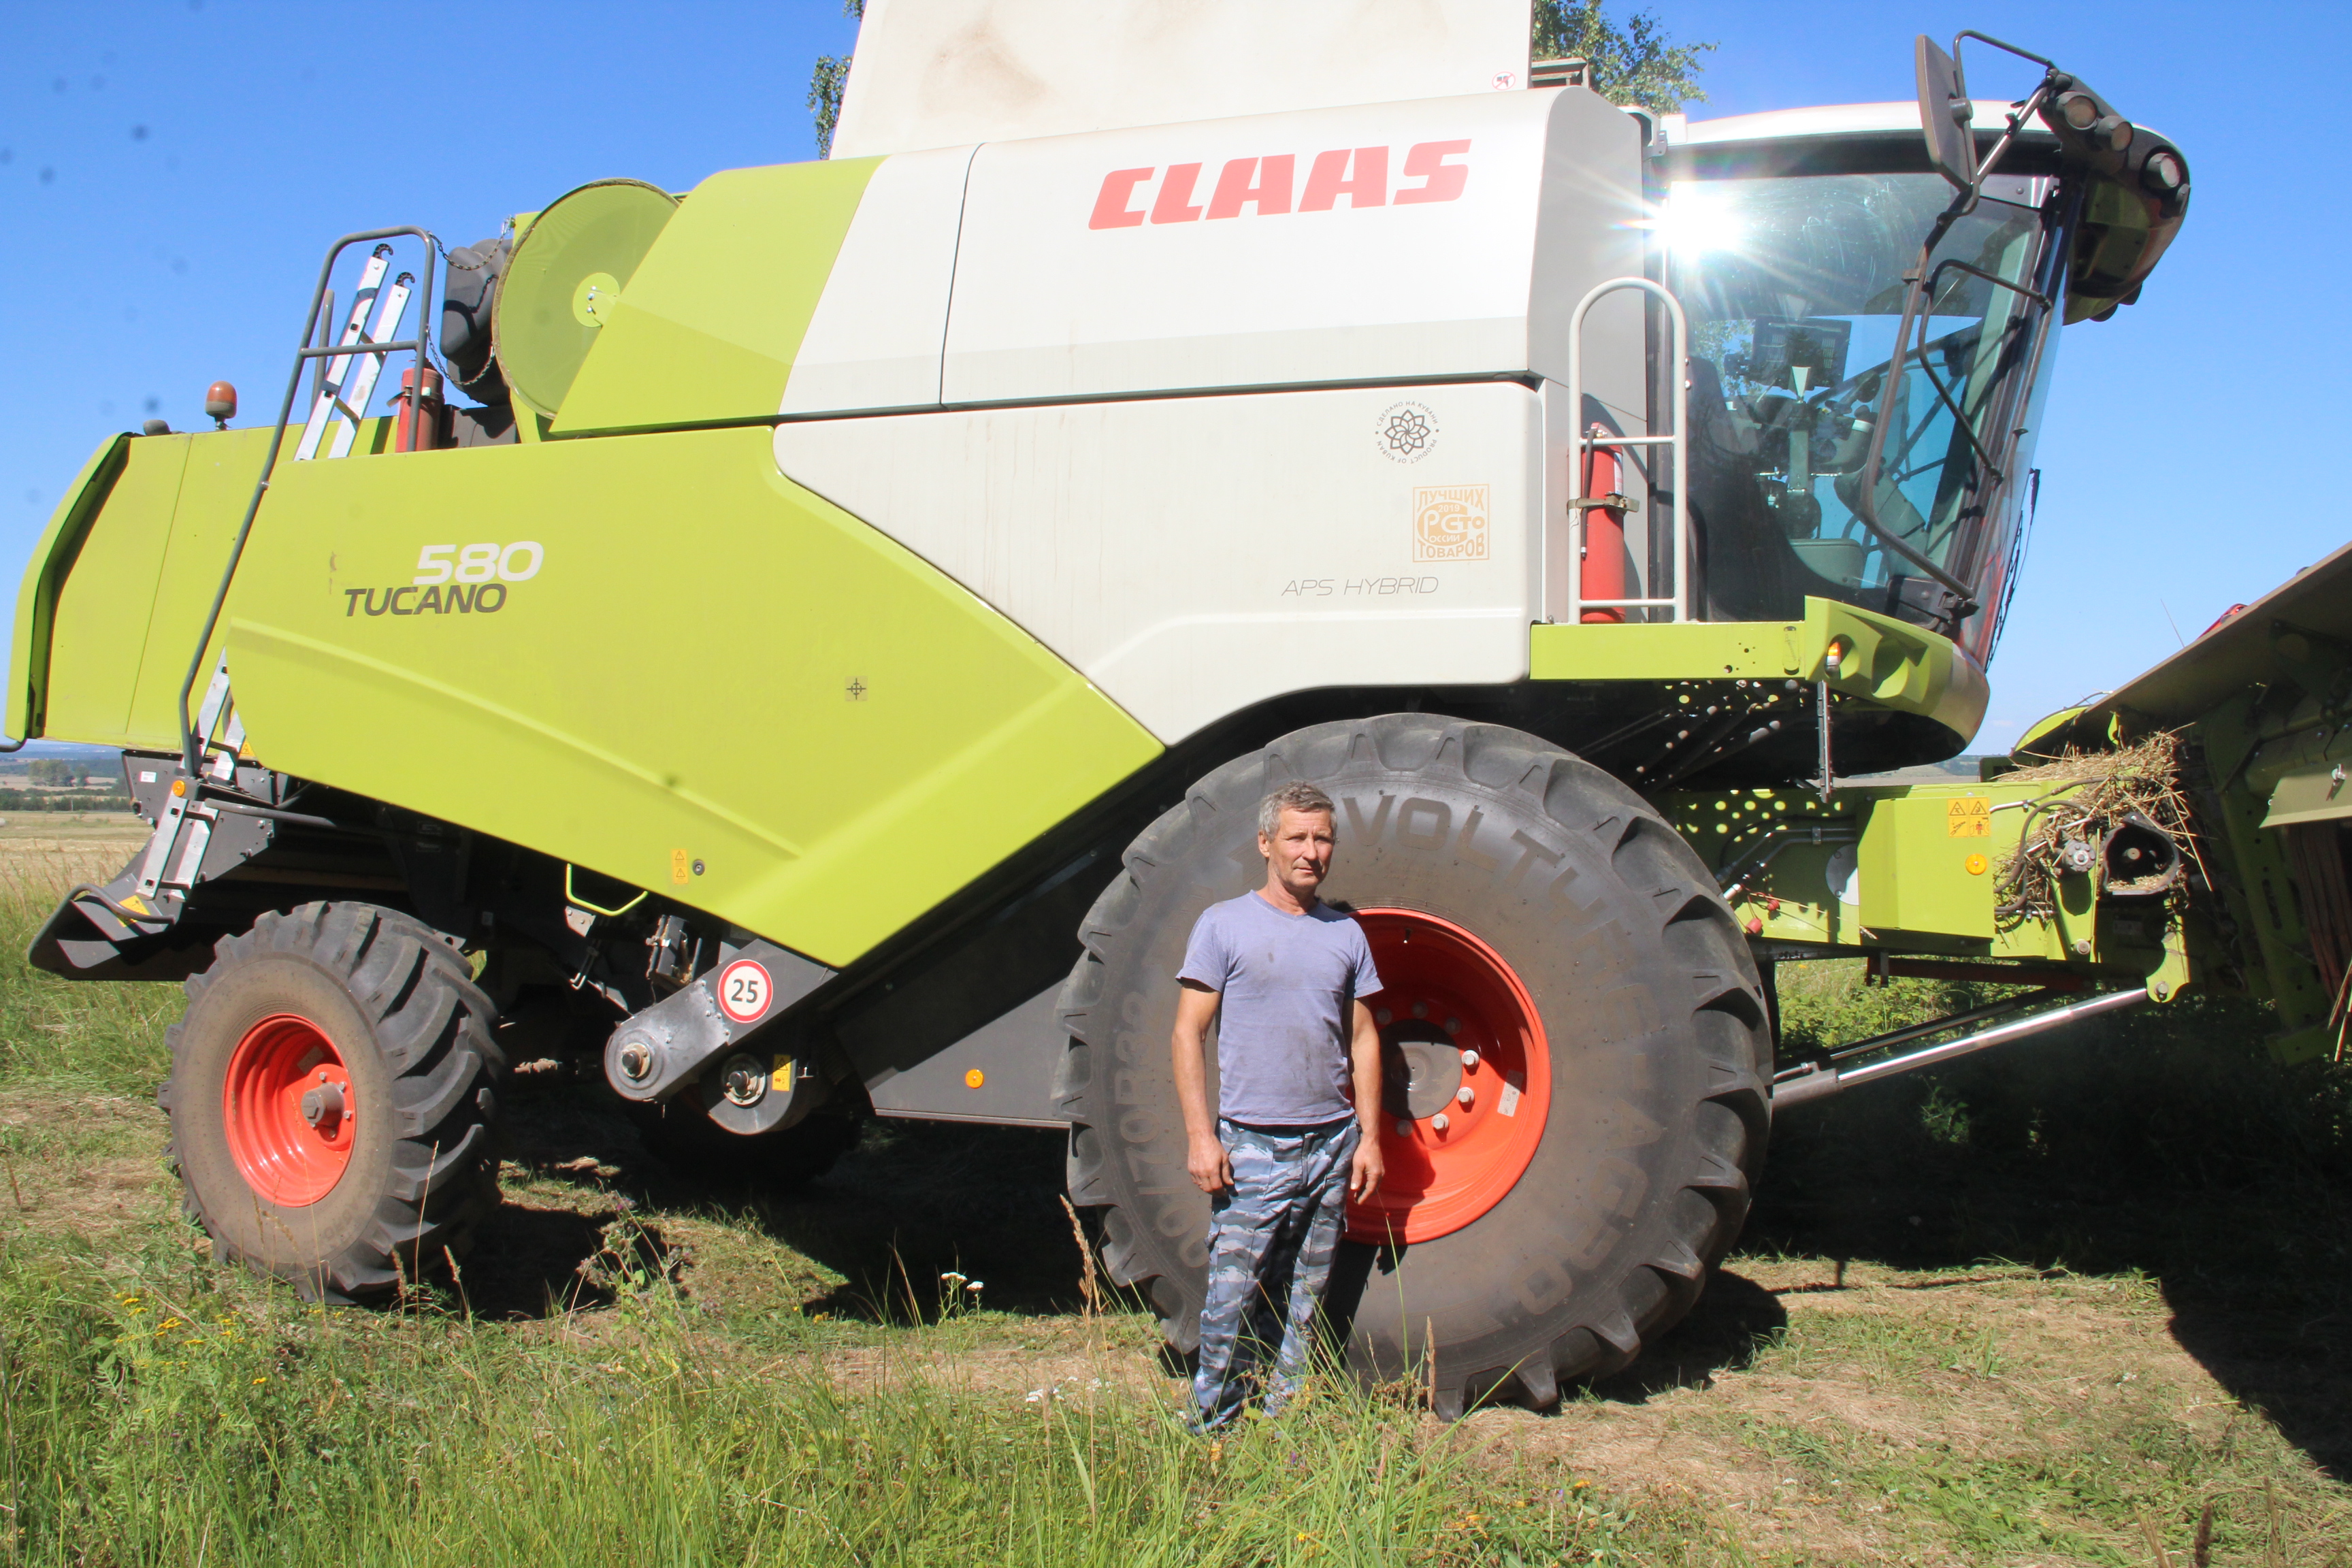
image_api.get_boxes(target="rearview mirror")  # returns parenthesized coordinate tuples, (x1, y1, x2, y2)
(1916, 35, 1975, 191)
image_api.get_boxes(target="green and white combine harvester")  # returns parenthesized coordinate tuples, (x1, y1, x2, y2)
(13, 0, 2346, 1415)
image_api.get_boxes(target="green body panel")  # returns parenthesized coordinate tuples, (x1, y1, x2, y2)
(22, 423, 1161, 966)
(551, 158, 882, 435)
(2263, 758, 2352, 828)
(10, 434, 141, 742)
(2014, 542, 2352, 1057)
(1663, 782, 2177, 990)
(1531, 597, 1989, 742)
(1856, 788, 1996, 941)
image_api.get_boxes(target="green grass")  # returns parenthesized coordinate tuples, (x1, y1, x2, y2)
(1, 855, 2349, 1563)
(1, 1234, 1629, 1566)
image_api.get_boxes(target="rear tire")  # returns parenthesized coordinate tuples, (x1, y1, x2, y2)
(1055, 715, 1771, 1415)
(163, 902, 506, 1302)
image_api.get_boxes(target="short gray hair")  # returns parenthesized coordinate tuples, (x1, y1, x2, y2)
(1258, 781, 1335, 838)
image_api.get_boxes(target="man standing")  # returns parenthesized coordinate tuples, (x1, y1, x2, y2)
(1172, 781, 1385, 1428)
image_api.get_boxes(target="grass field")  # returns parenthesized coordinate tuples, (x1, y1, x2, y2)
(1, 839, 2348, 1565)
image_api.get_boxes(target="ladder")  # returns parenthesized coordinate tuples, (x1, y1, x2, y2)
(174, 227, 439, 777)
(292, 243, 417, 462)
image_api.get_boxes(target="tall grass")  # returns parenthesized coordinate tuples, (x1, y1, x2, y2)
(0, 1229, 1668, 1566)
(0, 849, 176, 1093)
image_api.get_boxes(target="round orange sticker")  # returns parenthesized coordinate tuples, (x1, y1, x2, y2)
(964, 1068, 985, 1089)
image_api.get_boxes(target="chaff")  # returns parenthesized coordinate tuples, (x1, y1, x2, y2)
(1993, 731, 2205, 924)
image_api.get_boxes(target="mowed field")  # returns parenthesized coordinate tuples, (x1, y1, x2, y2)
(1, 832, 2347, 1565)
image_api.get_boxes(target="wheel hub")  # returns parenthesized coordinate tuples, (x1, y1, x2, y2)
(221, 1013, 356, 1209)
(1346, 909, 1550, 1245)
(1388, 1031, 1463, 1120)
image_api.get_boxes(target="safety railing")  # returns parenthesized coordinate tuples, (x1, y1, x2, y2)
(1556, 276, 1690, 625)
(174, 227, 438, 774)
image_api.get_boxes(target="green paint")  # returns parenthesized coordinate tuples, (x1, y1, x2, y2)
(2263, 760, 2352, 828)
(10, 434, 133, 740)
(551, 158, 883, 435)
(1855, 787, 1995, 940)
(1530, 596, 1988, 740)
(193, 424, 1160, 965)
(1663, 781, 2159, 973)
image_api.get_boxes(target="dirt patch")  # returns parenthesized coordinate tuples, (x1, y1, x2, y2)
(0, 1086, 169, 1247)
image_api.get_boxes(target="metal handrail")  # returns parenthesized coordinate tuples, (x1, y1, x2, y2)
(1559, 276, 1689, 624)
(175, 227, 438, 775)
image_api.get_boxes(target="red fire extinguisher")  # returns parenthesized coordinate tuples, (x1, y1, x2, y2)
(1578, 424, 1626, 625)
(391, 367, 444, 453)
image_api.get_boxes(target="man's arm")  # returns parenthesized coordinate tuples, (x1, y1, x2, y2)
(1171, 980, 1232, 1194)
(1348, 998, 1385, 1200)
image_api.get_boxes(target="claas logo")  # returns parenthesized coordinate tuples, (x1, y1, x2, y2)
(1089, 140, 1471, 229)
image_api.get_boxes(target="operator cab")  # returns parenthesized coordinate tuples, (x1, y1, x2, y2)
(1655, 90, 2188, 665)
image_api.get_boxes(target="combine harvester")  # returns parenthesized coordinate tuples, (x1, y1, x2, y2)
(14, 0, 2340, 1415)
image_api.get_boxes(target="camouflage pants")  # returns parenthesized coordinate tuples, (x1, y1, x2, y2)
(1193, 1116, 1359, 1431)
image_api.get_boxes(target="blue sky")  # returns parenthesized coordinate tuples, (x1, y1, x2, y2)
(3, 1, 2342, 749)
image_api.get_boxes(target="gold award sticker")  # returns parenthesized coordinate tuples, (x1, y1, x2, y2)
(1946, 798, 1991, 837)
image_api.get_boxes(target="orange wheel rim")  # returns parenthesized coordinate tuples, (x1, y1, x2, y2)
(221, 1013, 355, 1208)
(1345, 909, 1550, 1245)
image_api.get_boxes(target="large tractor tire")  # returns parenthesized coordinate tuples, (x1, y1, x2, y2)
(161, 903, 506, 1302)
(1056, 715, 1771, 1416)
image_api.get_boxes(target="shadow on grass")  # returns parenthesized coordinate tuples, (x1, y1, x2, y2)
(1754, 987, 2352, 1479)
(469, 986, 2352, 1472)
(484, 1064, 1086, 1324)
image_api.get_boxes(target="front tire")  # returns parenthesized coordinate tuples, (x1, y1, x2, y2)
(1055, 715, 1771, 1416)
(163, 903, 506, 1301)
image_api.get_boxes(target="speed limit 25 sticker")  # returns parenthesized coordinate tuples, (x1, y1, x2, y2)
(341, 540, 544, 618)
(715, 959, 773, 1025)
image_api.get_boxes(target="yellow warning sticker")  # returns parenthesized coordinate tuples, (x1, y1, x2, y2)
(1946, 798, 1991, 837)
(670, 848, 690, 885)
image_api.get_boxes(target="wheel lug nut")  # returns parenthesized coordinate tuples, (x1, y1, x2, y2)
(1431, 1113, 1450, 1132)
(1410, 1002, 1428, 1019)
(1445, 1017, 1460, 1033)
(1460, 1049, 1480, 1070)
(1394, 1117, 1414, 1138)
(1456, 1087, 1474, 1107)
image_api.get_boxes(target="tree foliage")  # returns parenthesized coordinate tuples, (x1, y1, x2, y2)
(1532, 0, 1714, 112)
(808, 1, 1712, 156)
(807, 0, 864, 159)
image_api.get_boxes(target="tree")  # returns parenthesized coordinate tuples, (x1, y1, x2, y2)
(807, 0, 864, 159)
(1532, 0, 1714, 112)
(807, 1, 1712, 156)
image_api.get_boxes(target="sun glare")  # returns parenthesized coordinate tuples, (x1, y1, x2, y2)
(1653, 182, 1746, 257)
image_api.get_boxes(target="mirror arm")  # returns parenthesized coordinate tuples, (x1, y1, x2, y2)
(1849, 224, 1982, 612)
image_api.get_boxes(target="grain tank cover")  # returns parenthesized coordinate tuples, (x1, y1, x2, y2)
(831, 0, 1535, 159)
(493, 179, 679, 419)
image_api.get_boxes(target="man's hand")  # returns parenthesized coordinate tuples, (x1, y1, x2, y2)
(1348, 1136, 1383, 1200)
(1188, 1132, 1235, 1194)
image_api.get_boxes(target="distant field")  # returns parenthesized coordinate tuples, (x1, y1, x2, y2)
(0, 834, 2347, 1564)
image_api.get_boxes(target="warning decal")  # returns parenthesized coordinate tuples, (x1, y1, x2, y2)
(1946, 797, 1991, 837)
(716, 959, 772, 1025)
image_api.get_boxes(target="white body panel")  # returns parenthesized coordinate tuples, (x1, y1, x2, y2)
(780, 88, 1646, 419)
(777, 382, 1541, 743)
(832, 0, 1532, 160)
(942, 88, 1641, 405)
(780, 146, 977, 415)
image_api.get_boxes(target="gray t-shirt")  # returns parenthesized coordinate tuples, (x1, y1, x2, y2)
(1178, 893, 1383, 1127)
